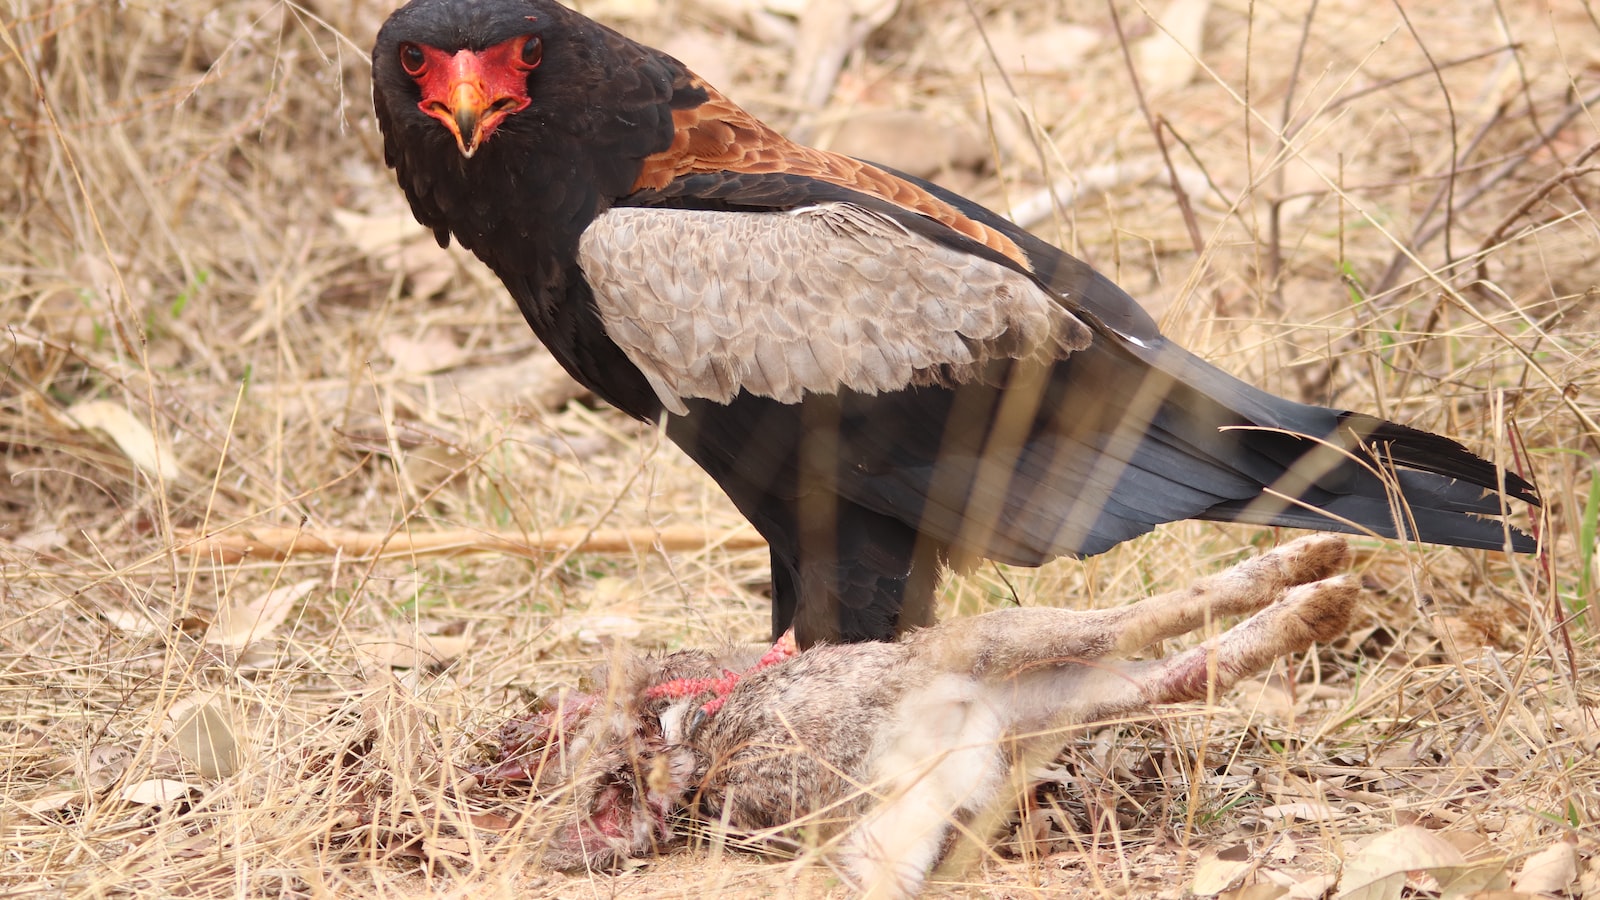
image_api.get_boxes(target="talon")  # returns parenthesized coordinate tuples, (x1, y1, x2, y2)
(686, 706, 708, 739)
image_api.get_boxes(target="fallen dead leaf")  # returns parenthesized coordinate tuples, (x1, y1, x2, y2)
(10, 526, 66, 553)
(553, 614, 646, 645)
(1429, 614, 1496, 659)
(355, 632, 474, 670)
(1511, 841, 1577, 895)
(986, 22, 1101, 75)
(119, 778, 201, 808)
(1193, 850, 1254, 895)
(1336, 826, 1509, 900)
(333, 208, 418, 257)
(818, 109, 986, 180)
(207, 578, 316, 650)
(332, 208, 459, 300)
(84, 744, 133, 790)
(65, 399, 179, 482)
(1257, 801, 1343, 823)
(1136, 0, 1210, 94)
(422, 835, 475, 864)
(100, 605, 168, 638)
(20, 792, 77, 820)
(1232, 676, 1302, 718)
(381, 329, 470, 376)
(1429, 865, 1514, 899)
(1577, 846, 1600, 900)
(1340, 826, 1465, 898)
(785, 0, 897, 110)
(435, 352, 588, 413)
(1221, 884, 1288, 900)
(1438, 830, 1493, 857)
(1262, 868, 1338, 899)
(169, 693, 244, 778)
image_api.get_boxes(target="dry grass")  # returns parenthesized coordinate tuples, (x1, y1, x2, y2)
(1, 0, 1596, 896)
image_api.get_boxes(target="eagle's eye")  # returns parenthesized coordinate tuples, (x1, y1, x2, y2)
(399, 42, 426, 76)
(520, 35, 543, 68)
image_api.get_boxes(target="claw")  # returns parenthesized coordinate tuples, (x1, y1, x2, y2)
(686, 706, 709, 740)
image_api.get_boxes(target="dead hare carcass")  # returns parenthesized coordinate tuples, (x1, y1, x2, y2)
(503, 535, 1357, 898)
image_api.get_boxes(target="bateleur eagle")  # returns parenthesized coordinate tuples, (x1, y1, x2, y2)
(372, 0, 1538, 646)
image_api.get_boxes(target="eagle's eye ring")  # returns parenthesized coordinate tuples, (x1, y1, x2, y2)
(399, 42, 426, 75)
(520, 35, 543, 68)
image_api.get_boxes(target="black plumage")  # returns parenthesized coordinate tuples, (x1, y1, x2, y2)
(373, 0, 1538, 645)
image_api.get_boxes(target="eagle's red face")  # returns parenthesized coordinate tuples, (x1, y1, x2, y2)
(395, 34, 542, 158)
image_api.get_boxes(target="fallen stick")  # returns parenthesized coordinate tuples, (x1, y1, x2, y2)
(179, 524, 768, 563)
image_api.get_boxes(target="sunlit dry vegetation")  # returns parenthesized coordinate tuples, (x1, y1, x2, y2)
(1, 0, 1596, 896)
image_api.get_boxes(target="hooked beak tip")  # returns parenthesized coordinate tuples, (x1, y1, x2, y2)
(453, 111, 483, 158)
(454, 110, 481, 150)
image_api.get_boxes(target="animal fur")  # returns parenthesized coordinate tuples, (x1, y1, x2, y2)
(528, 535, 1358, 897)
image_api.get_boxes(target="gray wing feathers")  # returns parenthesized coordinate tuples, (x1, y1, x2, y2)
(578, 204, 1091, 413)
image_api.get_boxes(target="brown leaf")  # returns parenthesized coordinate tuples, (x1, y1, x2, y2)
(1193, 850, 1254, 895)
(1221, 885, 1289, 900)
(1429, 614, 1496, 659)
(436, 352, 588, 413)
(1283, 874, 1338, 899)
(1336, 826, 1509, 900)
(207, 578, 315, 650)
(169, 693, 244, 778)
(100, 606, 168, 638)
(1262, 869, 1334, 899)
(355, 632, 473, 670)
(819, 110, 986, 180)
(84, 744, 133, 790)
(119, 778, 201, 808)
(986, 23, 1101, 75)
(467, 810, 515, 831)
(11, 526, 66, 553)
(332, 209, 460, 300)
(1136, 0, 1210, 93)
(1256, 801, 1343, 823)
(66, 399, 179, 482)
(422, 836, 475, 864)
(1512, 841, 1577, 895)
(333, 208, 421, 257)
(380, 329, 470, 376)
(1338, 827, 1464, 900)
(18, 792, 76, 823)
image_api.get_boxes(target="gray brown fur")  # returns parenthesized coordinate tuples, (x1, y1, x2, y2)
(541, 535, 1358, 897)
(577, 203, 1092, 414)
